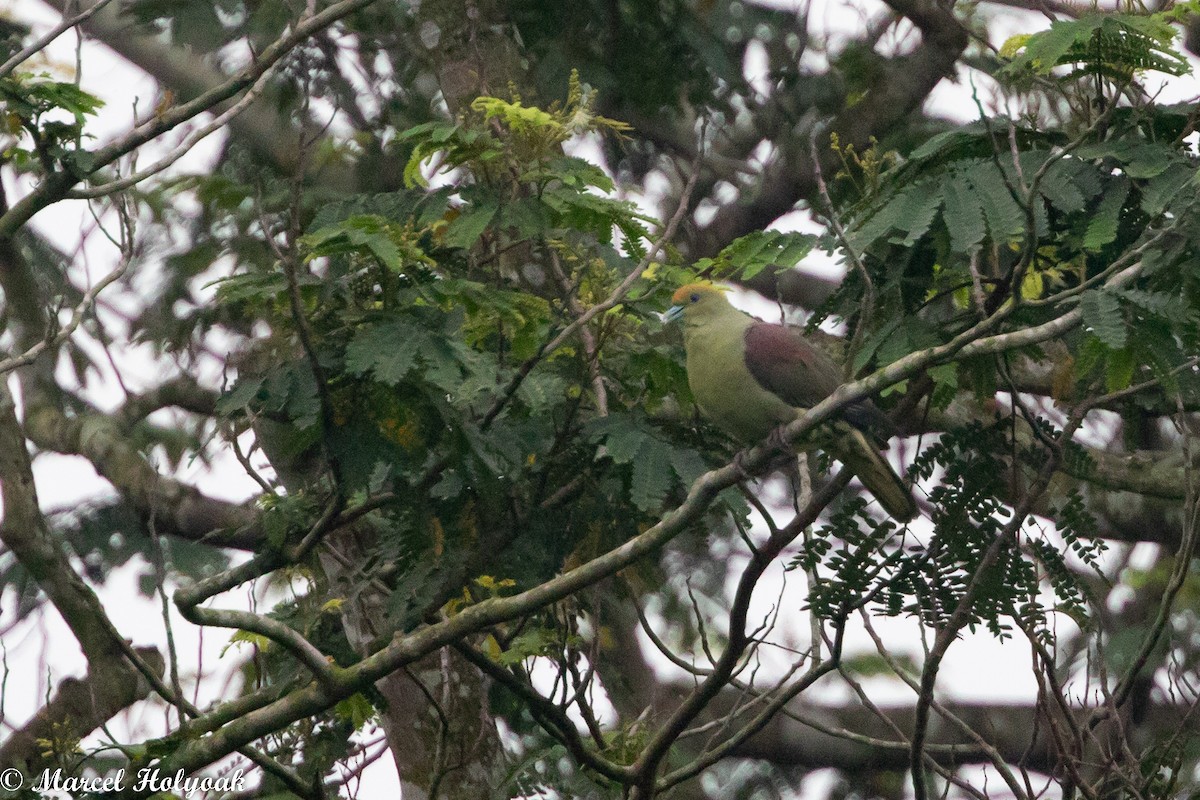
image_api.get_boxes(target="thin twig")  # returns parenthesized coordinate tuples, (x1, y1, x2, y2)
(68, 62, 282, 199)
(859, 610, 1031, 800)
(909, 404, 1089, 800)
(0, 255, 130, 375)
(548, 247, 609, 416)
(0, 0, 120, 79)
(808, 129, 875, 369)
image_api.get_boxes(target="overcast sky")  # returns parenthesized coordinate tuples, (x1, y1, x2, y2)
(4, 0, 1196, 795)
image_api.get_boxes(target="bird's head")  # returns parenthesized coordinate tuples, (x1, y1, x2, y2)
(665, 283, 731, 324)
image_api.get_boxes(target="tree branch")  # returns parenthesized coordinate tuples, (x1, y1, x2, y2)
(32, 0, 358, 190)
(0, 0, 380, 241)
(0, 380, 167, 771)
(23, 402, 262, 549)
(0, 646, 164, 771)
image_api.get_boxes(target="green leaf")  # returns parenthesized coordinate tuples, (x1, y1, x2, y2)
(894, 181, 944, 246)
(907, 129, 977, 162)
(849, 180, 913, 250)
(444, 200, 498, 250)
(587, 413, 704, 512)
(1037, 169, 1087, 214)
(541, 190, 652, 246)
(309, 189, 445, 234)
(1080, 289, 1126, 349)
(346, 220, 403, 271)
(1002, 14, 1189, 79)
(928, 362, 959, 410)
(516, 372, 569, 414)
(345, 320, 421, 384)
(533, 156, 615, 192)
(0, 75, 105, 120)
(629, 442, 674, 512)
(259, 364, 321, 429)
(1082, 177, 1129, 252)
(496, 628, 562, 665)
(472, 96, 562, 135)
(1003, 17, 1103, 71)
(1105, 346, 1135, 392)
(669, 448, 709, 493)
(709, 231, 817, 281)
(1111, 287, 1186, 323)
(941, 172, 986, 253)
(417, 333, 474, 394)
(1140, 162, 1195, 215)
(303, 215, 405, 271)
(333, 693, 377, 728)
(217, 375, 265, 416)
(209, 270, 288, 304)
(967, 163, 1025, 243)
(592, 416, 648, 464)
(1110, 143, 1170, 179)
(852, 317, 903, 373)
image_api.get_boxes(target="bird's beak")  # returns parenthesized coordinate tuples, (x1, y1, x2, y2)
(664, 305, 684, 323)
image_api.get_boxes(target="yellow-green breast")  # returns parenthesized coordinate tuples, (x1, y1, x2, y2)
(682, 311, 799, 442)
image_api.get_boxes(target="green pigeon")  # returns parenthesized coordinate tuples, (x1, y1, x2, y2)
(667, 283, 917, 520)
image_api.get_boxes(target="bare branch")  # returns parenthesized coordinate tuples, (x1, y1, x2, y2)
(0, 249, 129, 375)
(23, 402, 262, 549)
(0, 0, 121, 79)
(34, 0, 357, 188)
(0, 0, 381, 241)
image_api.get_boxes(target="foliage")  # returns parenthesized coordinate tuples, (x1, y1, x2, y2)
(5, 2, 1200, 799)
(0, 72, 103, 177)
(1000, 13, 1190, 81)
(693, 230, 817, 282)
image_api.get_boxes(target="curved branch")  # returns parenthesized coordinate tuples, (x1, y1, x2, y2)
(33, 0, 357, 189)
(0, 0, 380, 240)
(0, 646, 164, 771)
(0, 379, 168, 771)
(117, 376, 220, 424)
(0, 0, 120, 79)
(23, 402, 262, 549)
(726, 697, 1198, 773)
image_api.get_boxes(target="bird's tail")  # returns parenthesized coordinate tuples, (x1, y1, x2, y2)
(832, 428, 917, 521)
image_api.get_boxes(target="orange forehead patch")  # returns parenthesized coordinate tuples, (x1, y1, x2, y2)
(671, 283, 724, 304)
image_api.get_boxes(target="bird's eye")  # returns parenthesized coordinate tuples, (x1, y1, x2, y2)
(689, 292, 700, 303)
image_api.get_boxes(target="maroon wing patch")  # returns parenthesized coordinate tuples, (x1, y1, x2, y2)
(743, 323, 896, 440)
(742, 323, 841, 409)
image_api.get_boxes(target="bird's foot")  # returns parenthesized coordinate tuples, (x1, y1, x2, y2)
(766, 425, 791, 453)
(731, 449, 755, 480)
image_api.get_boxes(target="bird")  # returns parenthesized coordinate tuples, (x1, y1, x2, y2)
(667, 282, 917, 520)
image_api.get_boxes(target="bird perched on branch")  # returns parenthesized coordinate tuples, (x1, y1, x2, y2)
(667, 283, 916, 520)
